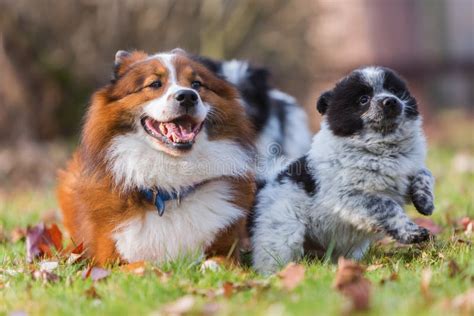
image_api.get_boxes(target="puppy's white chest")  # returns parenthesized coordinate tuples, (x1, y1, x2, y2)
(113, 181, 243, 262)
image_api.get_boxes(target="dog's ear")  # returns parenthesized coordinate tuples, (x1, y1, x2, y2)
(112, 50, 147, 82)
(316, 90, 333, 115)
(170, 48, 187, 55)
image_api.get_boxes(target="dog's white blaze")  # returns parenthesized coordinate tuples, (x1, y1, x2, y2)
(359, 66, 384, 88)
(113, 180, 244, 262)
(143, 53, 209, 122)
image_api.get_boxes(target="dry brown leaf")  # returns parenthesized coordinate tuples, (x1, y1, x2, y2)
(26, 223, 64, 262)
(222, 282, 234, 298)
(333, 257, 372, 311)
(32, 269, 60, 283)
(152, 267, 172, 283)
(448, 260, 462, 278)
(458, 217, 474, 232)
(366, 264, 384, 272)
(45, 223, 63, 251)
(277, 262, 305, 291)
(413, 218, 443, 235)
(82, 266, 110, 282)
(121, 261, 146, 276)
(380, 272, 399, 285)
(420, 268, 432, 302)
(161, 295, 195, 316)
(85, 285, 101, 299)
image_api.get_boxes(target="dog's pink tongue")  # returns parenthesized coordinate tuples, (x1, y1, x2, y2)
(163, 122, 195, 142)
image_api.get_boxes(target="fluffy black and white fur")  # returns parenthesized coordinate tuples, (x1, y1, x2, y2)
(193, 57, 312, 177)
(251, 66, 435, 274)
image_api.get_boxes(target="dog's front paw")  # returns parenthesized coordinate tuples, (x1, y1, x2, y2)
(397, 226, 431, 244)
(413, 195, 435, 216)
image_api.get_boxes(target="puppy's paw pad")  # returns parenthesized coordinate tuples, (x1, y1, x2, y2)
(404, 227, 431, 244)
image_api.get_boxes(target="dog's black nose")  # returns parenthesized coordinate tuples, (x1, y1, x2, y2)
(382, 97, 398, 107)
(381, 96, 402, 118)
(175, 90, 198, 108)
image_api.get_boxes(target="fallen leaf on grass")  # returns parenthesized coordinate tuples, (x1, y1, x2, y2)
(26, 223, 63, 262)
(420, 268, 432, 302)
(85, 285, 101, 299)
(442, 288, 474, 314)
(458, 217, 474, 230)
(458, 217, 474, 237)
(121, 261, 146, 276)
(380, 272, 399, 285)
(448, 260, 462, 278)
(161, 295, 195, 316)
(222, 282, 234, 298)
(413, 218, 443, 235)
(32, 269, 60, 283)
(366, 264, 384, 272)
(333, 257, 372, 311)
(66, 242, 85, 264)
(277, 262, 305, 291)
(82, 266, 110, 282)
(152, 267, 172, 282)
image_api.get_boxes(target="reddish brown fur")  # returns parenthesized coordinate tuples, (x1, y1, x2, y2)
(57, 51, 255, 265)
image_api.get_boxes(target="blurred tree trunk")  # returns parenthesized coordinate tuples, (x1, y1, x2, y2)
(0, 34, 32, 144)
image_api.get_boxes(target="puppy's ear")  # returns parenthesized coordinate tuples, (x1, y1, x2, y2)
(249, 66, 270, 85)
(316, 90, 333, 115)
(112, 50, 147, 82)
(170, 48, 187, 55)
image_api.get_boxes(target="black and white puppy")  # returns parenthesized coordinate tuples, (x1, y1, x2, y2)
(193, 57, 312, 177)
(251, 66, 435, 274)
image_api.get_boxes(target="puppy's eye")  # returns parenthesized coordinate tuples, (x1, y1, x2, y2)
(149, 80, 162, 89)
(359, 95, 370, 105)
(191, 80, 202, 90)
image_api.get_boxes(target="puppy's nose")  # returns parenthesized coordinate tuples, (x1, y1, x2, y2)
(175, 90, 198, 108)
(381, 96, 402, 118)
(382, 97, 397, 107)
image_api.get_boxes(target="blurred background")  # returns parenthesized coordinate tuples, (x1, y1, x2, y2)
(0, 0, 473, 193)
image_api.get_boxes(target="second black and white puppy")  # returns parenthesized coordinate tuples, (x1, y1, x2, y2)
(251, 66, 435, 274)
(193, 57, 312, 177)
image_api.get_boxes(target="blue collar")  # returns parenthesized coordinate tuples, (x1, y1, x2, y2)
(140, 186, 194, 216)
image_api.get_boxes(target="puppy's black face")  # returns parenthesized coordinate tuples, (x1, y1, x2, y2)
(317, 67, 418, 136)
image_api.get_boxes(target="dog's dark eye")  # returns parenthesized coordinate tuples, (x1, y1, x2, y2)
(149, 80, 162, 89)
(359, 95, 370, 105)
(191, 80, 202, 90)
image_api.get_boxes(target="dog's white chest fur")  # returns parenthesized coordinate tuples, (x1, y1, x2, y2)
(113, 180, 243, 262)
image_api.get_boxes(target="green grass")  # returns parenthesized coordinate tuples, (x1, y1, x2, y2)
(1, 144, 473, 316)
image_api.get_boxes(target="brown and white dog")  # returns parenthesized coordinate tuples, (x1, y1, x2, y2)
(57, 49, 256, 265)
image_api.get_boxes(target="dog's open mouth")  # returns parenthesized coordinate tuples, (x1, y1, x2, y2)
(141, 115, 203, 150)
